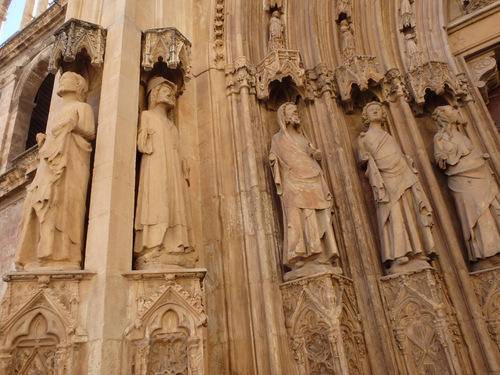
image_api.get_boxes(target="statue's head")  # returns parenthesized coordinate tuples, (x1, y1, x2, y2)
(147, 77, 177, 109)
(361, 101, 386, 127)
(432, 106, 463, 131)
(57, 71, 88, 102)
(277, 102, 300, 131)
(272, 10, 280, 18)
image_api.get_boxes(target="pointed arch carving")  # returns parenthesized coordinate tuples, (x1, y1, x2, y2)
(123, 271, 206, 375)
(280, 272, 369, 375)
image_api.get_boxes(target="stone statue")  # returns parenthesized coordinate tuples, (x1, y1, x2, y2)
(404, 31, 423, 70)
(340, 19, 355, 60)
(15, 72, 95, 270)
(134, 77, 196, 269)
(269, 102, 340, 281)
(433, 106, 500, 265)
(357, 102, 436, 274)
(268, 10, 285, 51)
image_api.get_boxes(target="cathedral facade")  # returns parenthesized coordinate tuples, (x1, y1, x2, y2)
(0, 0, 499, 374)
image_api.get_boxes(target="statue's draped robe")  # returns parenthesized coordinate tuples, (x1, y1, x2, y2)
(269, 130, 338, 268)
(358, 127, 435, 263)
(434, 129, 500, 260)
(15, 101, 95, 269)
(135, 110, 193, 257)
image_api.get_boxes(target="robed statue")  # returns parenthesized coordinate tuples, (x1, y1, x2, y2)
(357, 102, 436, 274)
(134, 77, 196, 269)
(269, 102, 340, 281)
(433, 105, 500, 267)
(15, 71, 95, 270)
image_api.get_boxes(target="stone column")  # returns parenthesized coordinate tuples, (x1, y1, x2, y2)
(20, 0, 35, 28)
(66, 1, 141, 374)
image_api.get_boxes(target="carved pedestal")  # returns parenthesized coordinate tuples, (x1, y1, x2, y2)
(280, 272, 369, 375)
(123, 269, 207, 375)
(470, 267, 500, 350)
(380, 269, 473, 374)
(0, 271, 92, 375)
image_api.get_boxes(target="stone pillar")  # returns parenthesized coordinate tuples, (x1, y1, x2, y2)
(82, 10, 141, 375)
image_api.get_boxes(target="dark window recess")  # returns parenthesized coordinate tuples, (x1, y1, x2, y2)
(25, 73, 55, 150)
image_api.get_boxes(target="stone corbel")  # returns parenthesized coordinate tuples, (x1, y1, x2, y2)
(254, 49, 305, 101)
(49, 18, 106, 71)
(334, 55, 384, 103)
(467, 52, 499, 104)
(305, 63, 337, 100)
(405, 61, 462, 106)
(141, 27, 192, 82)
(225, 56, 257, 95)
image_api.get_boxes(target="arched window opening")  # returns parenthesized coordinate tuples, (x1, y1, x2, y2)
(25, 72, 55, 150)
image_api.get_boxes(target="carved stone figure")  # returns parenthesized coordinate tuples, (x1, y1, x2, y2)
(433, 106, 500, 264)
(268, 11, 285, 52)
(404, 31, 423, 71)
(357, 102, 436, 273)
(134, 77, 196, 269)
(269, 102, 340, 281)
(15, 72, 95, 271)
(340, 19, 355, 61)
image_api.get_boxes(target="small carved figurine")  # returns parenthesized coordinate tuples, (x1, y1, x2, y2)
(357, 102, 436, 274)
(15, 72, 95, 271)
(134, 77, 196, 269)
(433, 105, 500, 264)
(268, 10, 285, 51)
(269, 102, 340, 281)
(340, 19, 355, 60)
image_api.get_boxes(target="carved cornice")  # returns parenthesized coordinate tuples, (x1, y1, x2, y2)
(305, 63, 337, 100)
(225, 56, 256, 95)
(334, 55, 384, 102)
(460, 0, 498, 14)
(49, 18, 106, 71)
(405, 61, 463, 105)
(0, 146, 38, 199)
(255, 49, 305, 100)
(141, 27, 192, 80)
(382, 68, 410, 103)
(0, 0, 67, 70)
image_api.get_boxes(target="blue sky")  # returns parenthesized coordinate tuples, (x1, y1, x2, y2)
(0, 0, 28, 44)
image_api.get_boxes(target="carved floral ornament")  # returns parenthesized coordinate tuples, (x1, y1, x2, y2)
(48, 18, 107, 72)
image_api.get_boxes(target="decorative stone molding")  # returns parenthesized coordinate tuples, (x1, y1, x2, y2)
(466, 52, 499, 104)
(213, 0, 225, 69)
(470, 268, 500, 349)
(305, 63, 337, 100)
(280, 272, 369, 375)
(123, 269, 206, 375)
(383, 68, 410, 102)
(254, 50, 305, 101)
(380, 269, 473, 374)
(49, 18, 106, 71)
(225, 56, 256, 95)
(141, 28, 192, 81)
(0, 146, 38, 199)
(0, 271, 93, 375)
(405, 61, 464, 105)
(334, 55, 384, 103)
